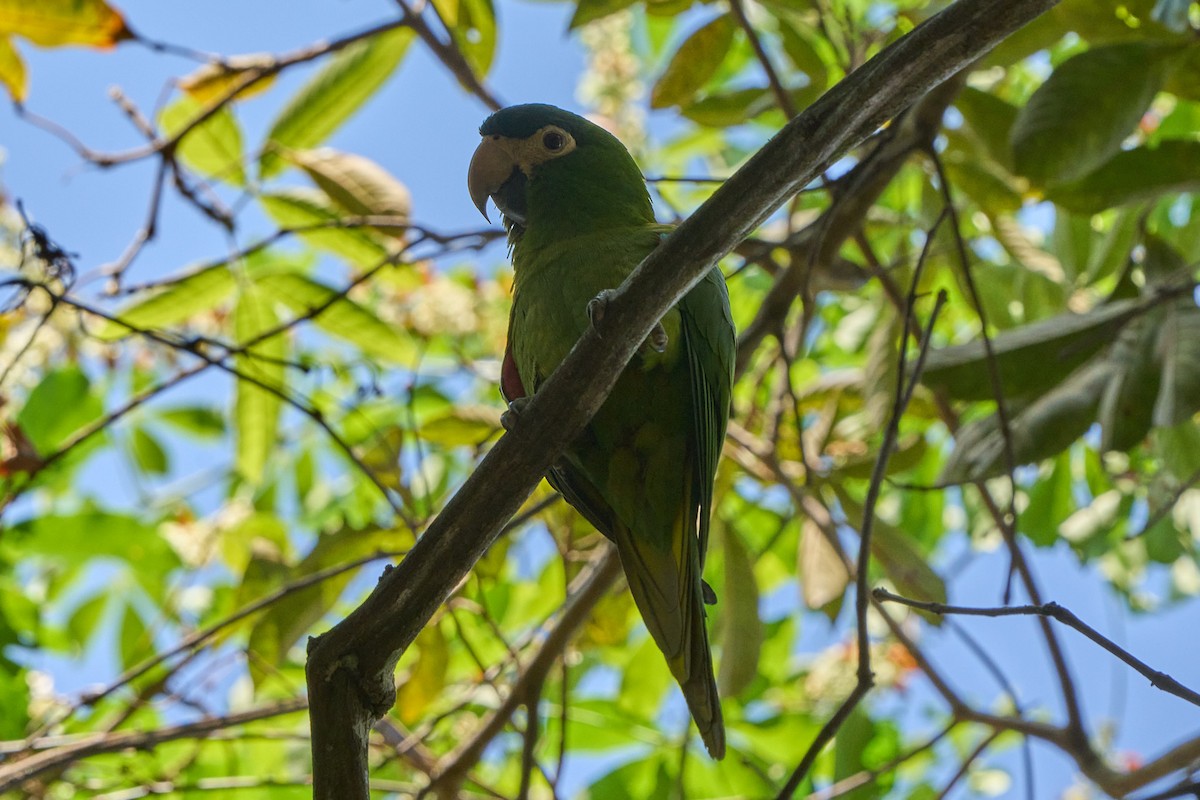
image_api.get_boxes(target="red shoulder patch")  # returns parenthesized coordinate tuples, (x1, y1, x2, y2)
(501, 343, 526, 402)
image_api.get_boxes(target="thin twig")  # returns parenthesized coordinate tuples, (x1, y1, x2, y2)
(728, 0, 797, 117)
(775, 217, 949, 799)
(873, 588, 1200, 707)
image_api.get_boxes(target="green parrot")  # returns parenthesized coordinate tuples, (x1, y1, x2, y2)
(468, 104, 734, 759)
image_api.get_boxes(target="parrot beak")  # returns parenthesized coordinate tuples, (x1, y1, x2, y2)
(468, 136, 518, 222)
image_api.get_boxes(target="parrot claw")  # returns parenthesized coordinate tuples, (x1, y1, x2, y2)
(500, 396, 531, 431)
(586, 289, 618, 329)
(646, 322, 668, 353)
(587, 289, 669, 353)
(702, 580, 718, 606)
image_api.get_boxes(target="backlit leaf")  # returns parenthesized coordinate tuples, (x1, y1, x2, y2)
(254, 271, 417, 364)
(233, 286, 287, 485)
(260, 27, 414, 178)
(569, 0, 638, 30)
(650, 14, 735, 110)
(718, 521, 762, 697)
(248, 525, 408, 683)
(259, 189, 391, 267)
(131, 427, 169, 475)
(96, 262, 237, 340)
(1011, 42, 1172, 185)
(159, 95, 246, 185)
(16, 366, 103, 454)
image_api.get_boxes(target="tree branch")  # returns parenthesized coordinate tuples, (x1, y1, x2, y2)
(304, 2, 1062, 796)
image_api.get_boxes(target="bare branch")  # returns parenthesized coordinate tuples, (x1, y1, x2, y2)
(874, 588, 1200, 708)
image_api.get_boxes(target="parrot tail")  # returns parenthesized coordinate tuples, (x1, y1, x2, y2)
(613, 518, 726, 760)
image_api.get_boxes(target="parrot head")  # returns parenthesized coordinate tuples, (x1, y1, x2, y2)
(467, 104, 653, 242)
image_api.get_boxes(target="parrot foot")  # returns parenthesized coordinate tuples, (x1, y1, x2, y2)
(500, 396, 531, 431)
(587, 289, 668, 353)
(586, 289, 617, 328)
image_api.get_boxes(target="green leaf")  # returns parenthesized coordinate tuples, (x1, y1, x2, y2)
(681, 86, 772, 126)
(617, 637, 671, 717)
(96, 262, 237, 340)
(259, 189, 392, 268)
(131, 427, 169, 475)
(248, 525, 408, 684)
(449, 0, 495, 77)
(1153, 301, 1200, 427)
(418, 405, 500, 447)
(260, 27, 414, 178)
(1047, 141, 1200, 213)
(955, 87, 1018, 170)
(568, 0, 638, 30)
(940, 361, 1112, 483)
(834, 709, 877, 800)
(66, 591, 109, 652)
(233, 286, 287, 485)
(1011, 42, 1172, 186)
(1099, 313, 1162, 452)
(16, 366, 102, 454)
(919, 299, 1140, 401)
(1023, 452, 1074, 547)
(159, 95, 245, 185)
(254, 271, 418, 364)
(717, 521, 762, 697)
(119, 602, 148, 669)
(868, 510, 947, 620)
(157, 406, 226, 439)
(650, 14, 736, 110)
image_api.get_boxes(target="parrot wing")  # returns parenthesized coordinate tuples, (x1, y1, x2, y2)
(679, 267, 736, 568)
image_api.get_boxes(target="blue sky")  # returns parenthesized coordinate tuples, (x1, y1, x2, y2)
(3, 2, 1200, 797)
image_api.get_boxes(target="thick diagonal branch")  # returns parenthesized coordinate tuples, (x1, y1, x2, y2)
(305, 1, 1062, 796)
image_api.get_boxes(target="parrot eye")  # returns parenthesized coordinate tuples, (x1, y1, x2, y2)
(542, 130, 566, 151)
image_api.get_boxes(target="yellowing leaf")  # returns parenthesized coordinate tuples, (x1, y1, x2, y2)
(0, 0, 130, 48)
(650, 14, 735, 110)
(0, 35, 27, 102)
(287, 148, 411, 237)
(799, 519, 849, 611)
(395, 623, 449, 724)
(178, 54, 276, 104)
